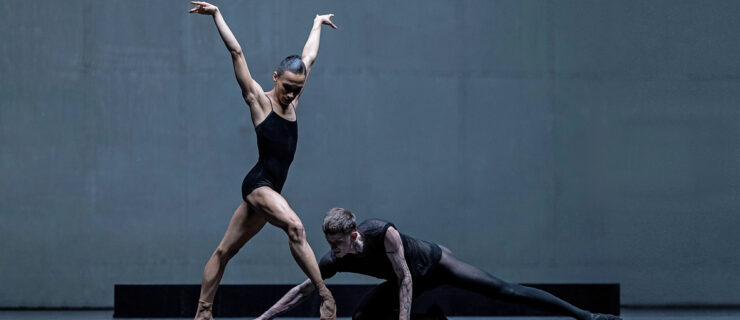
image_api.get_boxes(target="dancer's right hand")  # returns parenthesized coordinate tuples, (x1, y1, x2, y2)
(188, 1, 218, 15)
(319, 298, 337, 320)
(318, 288, 337, 320)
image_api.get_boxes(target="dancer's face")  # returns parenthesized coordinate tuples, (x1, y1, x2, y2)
(273, 71, 305, 106)
(325, 231, 358, 258)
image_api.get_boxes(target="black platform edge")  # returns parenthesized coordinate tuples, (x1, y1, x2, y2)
(114, 283, 619, 318)
(622, 304, 740, 310)
(0, 307, 113, 311)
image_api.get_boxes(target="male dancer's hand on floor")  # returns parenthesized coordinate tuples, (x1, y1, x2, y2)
(319, 286, 337, 320)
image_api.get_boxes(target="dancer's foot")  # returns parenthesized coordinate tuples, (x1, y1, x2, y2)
(194, 299, 214, 320)
(591, 313, 622, 320)
(318, 287, 337, 320)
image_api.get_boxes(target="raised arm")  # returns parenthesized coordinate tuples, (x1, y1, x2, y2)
(287, 14, 337, 110)
(256, 279, 315, 320)
(301, 14, 337, 72)
(385, 227, 412, 320)
(189, 2, 266, 114)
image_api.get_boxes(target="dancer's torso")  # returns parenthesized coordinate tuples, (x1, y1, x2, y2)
(320, 219, 443, 281)
(241, 98, 298, 199)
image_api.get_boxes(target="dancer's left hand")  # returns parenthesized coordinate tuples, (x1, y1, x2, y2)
(315, 14, 338, 29)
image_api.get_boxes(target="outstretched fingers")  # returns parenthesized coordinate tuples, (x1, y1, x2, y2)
(188, 1, 202, 14)
(188, 1, 215, 15)
(326, 14, 338, 29)
(317, 13, 338, 29)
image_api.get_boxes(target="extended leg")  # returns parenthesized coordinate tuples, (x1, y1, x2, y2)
(247, 187, 336, 320)
(195, 202, 268, 320)
(436, 250, 603, 320)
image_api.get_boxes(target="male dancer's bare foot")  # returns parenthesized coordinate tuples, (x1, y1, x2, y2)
(194, 300, 214, 320)
(318, 287, 337, 320)
(591, 313, 622, 320)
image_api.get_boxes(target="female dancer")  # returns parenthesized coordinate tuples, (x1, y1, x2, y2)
(188, 2, 338, 319)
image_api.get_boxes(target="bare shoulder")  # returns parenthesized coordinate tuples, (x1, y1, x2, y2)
(245, 86, 274, 126)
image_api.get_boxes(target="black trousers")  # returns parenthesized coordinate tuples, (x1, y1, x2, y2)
(352, 250, 590, 320)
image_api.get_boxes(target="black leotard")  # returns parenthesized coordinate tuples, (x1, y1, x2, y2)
(319, 219, 443, 281)
(241, 96, 298, 200)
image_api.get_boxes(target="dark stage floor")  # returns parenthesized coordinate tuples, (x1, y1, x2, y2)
(2, 308, 740, 320)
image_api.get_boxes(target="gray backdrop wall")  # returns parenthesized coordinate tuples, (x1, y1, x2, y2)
(1, 0, 738, 308)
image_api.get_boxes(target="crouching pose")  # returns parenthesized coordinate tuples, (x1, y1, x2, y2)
(256, 208, 621, 320)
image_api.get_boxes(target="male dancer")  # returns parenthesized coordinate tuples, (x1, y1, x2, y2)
(256, 208, 622, 320)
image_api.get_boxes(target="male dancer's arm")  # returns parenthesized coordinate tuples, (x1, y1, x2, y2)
(255, 279, 314, 320)
(385, 227, 412, 320)
(257, 253, 337, 320)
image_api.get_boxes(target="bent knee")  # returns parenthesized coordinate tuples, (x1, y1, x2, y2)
(286, 221, 306, 243)
(214, 246, 240, 261)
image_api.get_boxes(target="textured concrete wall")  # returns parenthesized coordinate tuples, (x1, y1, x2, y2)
(1, 0, 738, 307)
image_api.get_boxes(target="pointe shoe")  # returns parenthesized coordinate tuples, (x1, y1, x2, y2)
(194, 300, 214, 320)
(318, 288, 337, 320)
